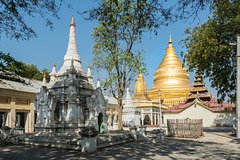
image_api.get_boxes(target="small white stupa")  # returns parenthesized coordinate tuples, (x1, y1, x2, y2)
(122, 85, 140, 126)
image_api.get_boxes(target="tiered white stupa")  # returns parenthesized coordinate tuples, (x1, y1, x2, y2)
(34, 16, 107, 134)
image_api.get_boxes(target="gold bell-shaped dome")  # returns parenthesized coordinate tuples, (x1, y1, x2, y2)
(148, 36, 192, 106)
(132, 68, 151, 102)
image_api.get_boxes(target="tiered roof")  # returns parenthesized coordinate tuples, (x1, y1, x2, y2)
(164, 69, 235, 113)
(186, 69, 211, 102)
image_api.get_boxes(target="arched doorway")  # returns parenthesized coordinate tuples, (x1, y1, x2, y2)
(144, 115, 151, 125)
(98, 113, 104, 134)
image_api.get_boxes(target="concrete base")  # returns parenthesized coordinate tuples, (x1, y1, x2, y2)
(81, 137, 97, 152)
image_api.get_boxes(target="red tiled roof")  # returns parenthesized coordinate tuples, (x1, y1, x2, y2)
(164, 97, 235, 113)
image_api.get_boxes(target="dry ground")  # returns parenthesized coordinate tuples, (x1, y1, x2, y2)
(0, 131, 239, 160)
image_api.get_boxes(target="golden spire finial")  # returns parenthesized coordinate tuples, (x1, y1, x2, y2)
(88, 64, 90, 68)
(70, 15, 76, 26)
(53, 62, 56, 67)
(98, 77, 100, 81)
(43, 73, 46, 78)
(169, 34, 172, 44)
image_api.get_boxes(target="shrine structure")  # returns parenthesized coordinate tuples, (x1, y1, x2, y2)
(34, 16, 108, 135)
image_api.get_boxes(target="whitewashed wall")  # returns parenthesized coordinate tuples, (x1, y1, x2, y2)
(163, 103, 236, 127)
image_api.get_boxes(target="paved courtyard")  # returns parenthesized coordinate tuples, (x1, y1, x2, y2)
(0, 131, 239, 160)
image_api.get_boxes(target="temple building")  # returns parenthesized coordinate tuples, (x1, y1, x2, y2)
(0, 73, 42, 133)
(132, 69, 168, 126)
(163, 69, 236, 127)
(148, 36, 192, 107)
(34, 16, 108, 134)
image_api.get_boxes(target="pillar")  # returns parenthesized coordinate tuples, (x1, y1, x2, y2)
(154, 114, 157, 125)
(10, 109, 16, 128)
(150, 109, 153, 125)
(25, 112, 29, 133)
(141, 109, 144, 125)
(29, 109, 34, 133)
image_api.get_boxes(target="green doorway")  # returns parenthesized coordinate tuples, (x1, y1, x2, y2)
(98, 113, 104, 134)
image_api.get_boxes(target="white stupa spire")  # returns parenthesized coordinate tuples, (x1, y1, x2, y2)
(125, 85, 134, 106)
(58, 15, 86, 77)
(87, 64, 93, 77)
(125, 85, 132, 101)
(42, 74, 47, 86)
(96, 77, 101, 88)
(87, 64, 95, 89)
(49, 62, 57, 84)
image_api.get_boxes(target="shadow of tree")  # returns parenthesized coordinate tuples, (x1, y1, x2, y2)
(1, 133, 239, 160)
(0, 132, 240, 160)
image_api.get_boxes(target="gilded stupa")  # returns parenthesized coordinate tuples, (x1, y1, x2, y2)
(132, 67, 168, 109)
(132, 68, 168, 125)
(132, 68, 151, 102)
(148, 36, 192, 107)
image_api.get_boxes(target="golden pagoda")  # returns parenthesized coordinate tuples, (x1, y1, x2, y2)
(132, 68, 168, 125)
(132, 68, 151, 102)
(148, 36, 192, 107)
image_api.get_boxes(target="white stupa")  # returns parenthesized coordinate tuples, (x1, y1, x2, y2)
(122, 85, 140, 126)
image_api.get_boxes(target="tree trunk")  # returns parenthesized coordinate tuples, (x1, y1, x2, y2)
(118, 94, 123, 130)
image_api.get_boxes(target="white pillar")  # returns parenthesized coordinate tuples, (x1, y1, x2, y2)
(141, 109, 144, 125)
(154, 114, 157, 125)
(150, 109, 153, 125)
(16, 114, 20, 127)
(230, 34, 240, 138)
(237, 34, 240, 138)
(25, 112, 29, 133)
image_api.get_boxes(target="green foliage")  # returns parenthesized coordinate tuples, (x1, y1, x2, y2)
(0, 52, 49, 82)
(85, 0, 211, 129)
(0, 0, 63, 40)
(0, 52, 16, 71)
(180, 0, 240, 103)
(89, 0, 159, 98)
(6, 61, 50, 82)
(85, 0, 211, 97)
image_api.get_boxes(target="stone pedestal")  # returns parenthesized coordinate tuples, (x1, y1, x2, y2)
(113, 122, 118, 130)
(13, 126, 24, 135)
(157, 128, 165, 140)
(0, 126, 11, 141)
(129, 126, 137, 141)
(79, 127, 98, 152)
(137, 125, 148, 141)
(139, 125, 146, 136)
(148, 134, 157, 143)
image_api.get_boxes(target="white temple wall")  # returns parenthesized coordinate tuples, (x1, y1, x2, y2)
(163, 104, 236, 127)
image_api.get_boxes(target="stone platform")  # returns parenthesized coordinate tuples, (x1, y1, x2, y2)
(16, 130, 133, 151)
(97, 130, 134, 149)
(19, 133, 82, 150)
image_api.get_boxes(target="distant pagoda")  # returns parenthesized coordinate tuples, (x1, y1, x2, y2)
(186, 69, 212, 103)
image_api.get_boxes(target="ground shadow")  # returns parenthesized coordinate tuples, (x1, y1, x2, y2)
(1, 133, 239, 160)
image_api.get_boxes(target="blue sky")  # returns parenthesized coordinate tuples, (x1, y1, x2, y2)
(0, 1, 217, 99)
